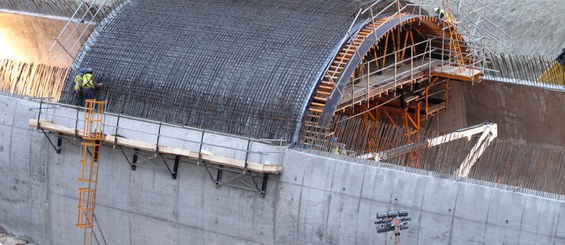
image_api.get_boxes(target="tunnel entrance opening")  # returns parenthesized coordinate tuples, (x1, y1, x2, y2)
(328, 22, 450, 167)
(300, 13, 482, 168)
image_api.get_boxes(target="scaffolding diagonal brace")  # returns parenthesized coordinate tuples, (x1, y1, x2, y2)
(41, 130, 63, 154)
(201, 162, 270, 197)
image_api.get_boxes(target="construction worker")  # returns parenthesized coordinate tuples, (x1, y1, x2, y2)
(81, 67, 103, 103)
(330, 137, 340, 154)
(74, 68, 85, 106)
(434, 7, 453, 22)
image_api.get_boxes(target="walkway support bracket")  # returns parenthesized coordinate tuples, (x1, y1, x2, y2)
(203, 162, 270, 198)
(41, 130, 63, 154)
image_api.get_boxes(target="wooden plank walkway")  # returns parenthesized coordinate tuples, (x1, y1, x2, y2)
(337, 59, 438, 111)
(29, 119, 283, 174)
(431, 65, 481, 82)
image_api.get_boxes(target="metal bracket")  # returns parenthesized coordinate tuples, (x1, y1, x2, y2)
(41, 130, 63, 153)
(202, 162, 269, 197)
(117, 146, 179, 179)
(118, 146, 138, 170)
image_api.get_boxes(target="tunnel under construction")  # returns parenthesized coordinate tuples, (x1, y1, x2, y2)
(1, 0, 565, 244)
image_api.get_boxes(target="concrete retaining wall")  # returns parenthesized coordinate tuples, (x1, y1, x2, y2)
(1, 95, 564, 244)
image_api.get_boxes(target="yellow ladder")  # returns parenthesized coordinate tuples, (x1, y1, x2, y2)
(76, 99, 105, 245)
(444, 0, 466, 70)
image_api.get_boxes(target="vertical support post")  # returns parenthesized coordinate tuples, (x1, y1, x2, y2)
(243, 140, 251, 173)
(448, 29, 453, 67)
(75, 108, 80, 137)
(36, 98, 43, 130)
(215, 167, 223, 187)
(367, 60, 370, 107)
(131, 148, 139, 170)
(113, 115, 120, 146)
(155, 122, 162, 154)
(428, 39, 432, 77)
(56, 133, 63, 154)
(172, 155, 180, 180)
(410, 43, 414, 81)
(260, 174, 269, 198)
(198, 130, 205, 165)
(441, 26, 445, 71)
(394, 33, 398, 97)
(93, 140, 100, 162)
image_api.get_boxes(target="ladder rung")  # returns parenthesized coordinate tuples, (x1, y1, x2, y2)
(313, 96, 327, 102)
(308, 107, 323, 113)
(336, 55, 351, 61)
(78, 178, 97, 183)
(324, 74, 338, 79)
(329, 65, 344, 70)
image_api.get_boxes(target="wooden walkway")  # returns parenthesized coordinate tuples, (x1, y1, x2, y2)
(29, 119, 283, 174)
(337, 59, 438, 111)
(431, 65, 481, 82)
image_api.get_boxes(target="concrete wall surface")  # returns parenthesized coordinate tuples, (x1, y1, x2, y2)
(1, 95, 565, 244)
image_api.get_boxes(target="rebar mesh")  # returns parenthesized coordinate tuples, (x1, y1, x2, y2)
(60, 0, 371, 140)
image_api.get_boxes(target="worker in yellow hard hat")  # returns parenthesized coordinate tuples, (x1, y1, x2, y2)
(434, 7, 453, 23)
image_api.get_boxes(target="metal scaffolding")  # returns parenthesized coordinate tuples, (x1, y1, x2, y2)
(300, 0, 482, 157)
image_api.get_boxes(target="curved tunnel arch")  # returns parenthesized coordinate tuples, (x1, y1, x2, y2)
(301, 14, 468, 144)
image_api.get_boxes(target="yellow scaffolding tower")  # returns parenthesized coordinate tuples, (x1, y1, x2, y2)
(76, 99, 105, 245)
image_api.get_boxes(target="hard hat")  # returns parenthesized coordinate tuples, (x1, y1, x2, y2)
(434, 7, 440, 13)
(86, 67, 93, 73)
(79, 68, 86, 74)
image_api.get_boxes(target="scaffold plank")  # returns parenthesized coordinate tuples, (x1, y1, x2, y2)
(431, 65, 481, 82)
(29, 119, 283, 174)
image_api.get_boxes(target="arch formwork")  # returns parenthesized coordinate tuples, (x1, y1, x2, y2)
(300, 13, 477, 160)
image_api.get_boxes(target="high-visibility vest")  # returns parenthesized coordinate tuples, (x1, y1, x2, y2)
(82, 73, 94, 88)
(333, 146, 340, 155)
(74, 75, 83, 91)
(439, 9, 453, 22)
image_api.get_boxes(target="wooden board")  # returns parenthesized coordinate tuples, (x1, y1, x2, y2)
(29, 119, 283, 174)
(337, 59, 437, 110)
(431, 65, 481, 82)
